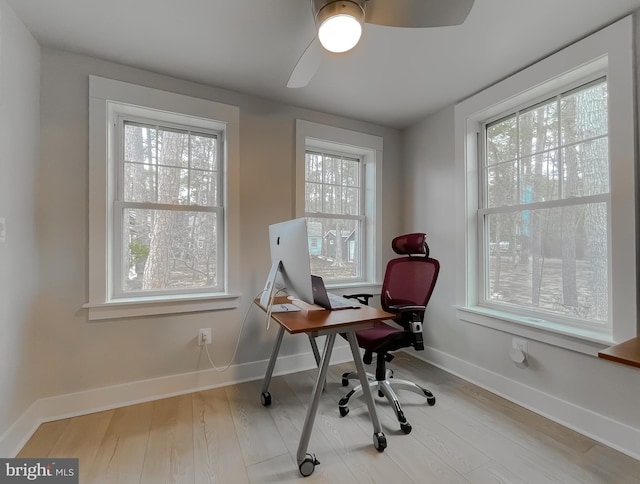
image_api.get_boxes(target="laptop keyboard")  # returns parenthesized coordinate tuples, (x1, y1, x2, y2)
(328, 292, 356, 309)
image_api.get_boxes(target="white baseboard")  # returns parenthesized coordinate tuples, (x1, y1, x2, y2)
(409, 346, 640, 461)
(0, 344, 354, 458)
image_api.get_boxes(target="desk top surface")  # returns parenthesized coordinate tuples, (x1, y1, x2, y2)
(598, 336, 640, 369)
(257, 297, 393, 334)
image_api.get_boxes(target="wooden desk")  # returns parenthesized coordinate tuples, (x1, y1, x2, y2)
(598, 337, 640, 368)
(256, 298, 393, 477)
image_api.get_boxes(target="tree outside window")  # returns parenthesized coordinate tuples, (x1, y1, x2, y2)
(481, 79, 609, 325)
(304, 150, 364, 282)
(117, 120, 223, 296)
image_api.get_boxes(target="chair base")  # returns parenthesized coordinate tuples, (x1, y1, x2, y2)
(339, 370, 435, 434)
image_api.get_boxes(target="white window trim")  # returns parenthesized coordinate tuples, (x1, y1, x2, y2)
(295, 119, 383, 291)
(85, 76, 240, 320)
(454, 16, 636, 353)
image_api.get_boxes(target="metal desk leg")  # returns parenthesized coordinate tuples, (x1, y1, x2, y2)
(307, 334, 329, 391)
(346, 331, 387, 452)
(296, 333, 336, 477)
(260, 325, 285, 407)
(307, 334, 321, 366)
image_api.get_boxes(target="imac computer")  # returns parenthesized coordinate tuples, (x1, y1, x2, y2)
(260, 218, 315, 309)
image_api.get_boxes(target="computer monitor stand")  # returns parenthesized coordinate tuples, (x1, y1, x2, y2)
(259, 260, 281, 309)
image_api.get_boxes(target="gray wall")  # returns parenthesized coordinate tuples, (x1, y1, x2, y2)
(0, 0, 41, 439)
(27, 49, 402, 402)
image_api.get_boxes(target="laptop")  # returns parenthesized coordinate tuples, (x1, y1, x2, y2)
(311, 275, 361, 310)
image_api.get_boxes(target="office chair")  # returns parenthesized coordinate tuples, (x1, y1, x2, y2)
(340, 233, 439, 434)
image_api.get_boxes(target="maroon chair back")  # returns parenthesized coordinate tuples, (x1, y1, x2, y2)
(381, 233, 439, 315)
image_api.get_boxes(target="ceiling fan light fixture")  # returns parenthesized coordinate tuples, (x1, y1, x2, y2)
(315, 1, 365, 53)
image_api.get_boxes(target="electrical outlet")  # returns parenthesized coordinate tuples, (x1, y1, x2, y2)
(198, 328, 212, 346)
(512, 337, 527, 355)
(509, 337, 528, 366)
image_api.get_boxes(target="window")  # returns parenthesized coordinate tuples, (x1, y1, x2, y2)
(480, 79, 609, 330)
(305, 150, 364, 282)
(118, 119, 223, 296)
(86, 76, 240, 320)
(296, 120, 383, 288)
(455, 17, 635, 349)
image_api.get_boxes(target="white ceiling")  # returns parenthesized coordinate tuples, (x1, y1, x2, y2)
(8, 0, 640, 128)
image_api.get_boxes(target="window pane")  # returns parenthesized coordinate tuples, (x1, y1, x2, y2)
(342, 159, 360, 187)
(323, 155, 341, 184)
(157, 166, 188, 204)
(324, 185, 341, 214)
(190, 169, 217, 206)
(343, 187, 360, 215)
(562, 138, 609, 197)
(124, 123, 156, 164)
(124, 163, 156, 202)
(561, 81, 608, 144)
(520, 150, 559, 203)
(305, 150, 363, 282)
(486, 203, 608, 322)
(487, 161, 517, 207)
(305, 182, 322, 212)
(305, 152, 322, 182)
(306, 217, 361, 281)
(486, 116, 517, 165)
(191, 133, 217, 170)
(519, 99, 558, 157)
(123, 125, 218, 207)
(158, 128, 190, 168)
(122, 208, 218, 293)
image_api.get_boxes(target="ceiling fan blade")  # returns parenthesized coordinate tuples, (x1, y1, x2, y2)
(287, 37, 323, 88)
(365, 0, 475, 28)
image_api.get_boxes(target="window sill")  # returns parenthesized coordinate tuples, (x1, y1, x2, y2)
(456, 306, 612, 356)
(83, 293, 241, 321)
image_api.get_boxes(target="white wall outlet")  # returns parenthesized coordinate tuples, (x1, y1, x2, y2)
(512, 337, 527, 354)
(198, 328, 212, 346)
(509, 337, 528, 365)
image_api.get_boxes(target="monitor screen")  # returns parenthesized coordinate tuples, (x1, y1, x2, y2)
(267, 218, 314, 305)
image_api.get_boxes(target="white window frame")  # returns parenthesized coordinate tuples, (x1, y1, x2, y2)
(85, 76, 240, 320)
(114, 114, 225, 298)
(296, 120, 383, 291)
(304, 148, 366, 284)
(479, 76, 610, 331)
(454, 17, 636, 353)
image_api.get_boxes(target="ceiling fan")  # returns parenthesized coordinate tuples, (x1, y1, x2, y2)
(287, 0, 475, 88)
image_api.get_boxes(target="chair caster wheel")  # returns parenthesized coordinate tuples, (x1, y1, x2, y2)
(373, 432, 387, 452)
(339, 405, 349, 417)
(341, 372, 350, 386)
(260, 392, 271, 406)
(427, 395, 436, 406)
(400, 422, 412, 434)
(298, 453, 319, 477)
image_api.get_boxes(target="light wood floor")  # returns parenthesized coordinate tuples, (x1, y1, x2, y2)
(18, 355, 640, 483)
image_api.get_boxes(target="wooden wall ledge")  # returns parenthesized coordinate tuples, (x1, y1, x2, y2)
(598, 337, 640, 368)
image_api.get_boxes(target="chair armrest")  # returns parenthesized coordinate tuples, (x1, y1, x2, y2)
(389, 305, 425, 315)
(343, 293, 373, 306)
